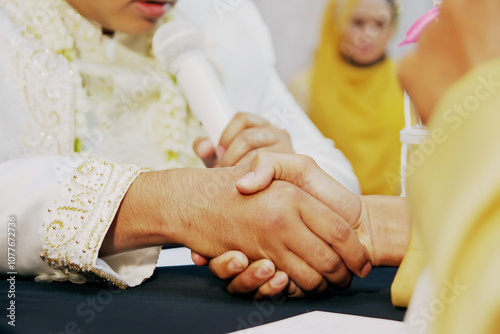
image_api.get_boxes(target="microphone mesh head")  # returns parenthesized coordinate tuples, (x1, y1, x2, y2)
(152, 20, 205, 73)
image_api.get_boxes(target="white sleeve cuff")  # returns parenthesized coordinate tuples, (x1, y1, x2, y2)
(97, 247, 162, 287)
(42, 157, 155, 289)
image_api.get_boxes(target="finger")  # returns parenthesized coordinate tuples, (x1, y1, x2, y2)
(232, 146, 276, 168)
(275, 249, 330, 293)
(219, 127, 279, 167)
(237, 153, 361, 225)
(208, 251, 250, 280)
(249, 181, 351, 290)
(225, 259, 276, 295)
(237, 153, 371, 277)
(253, 271, 291, 300)
(297, 189, 371, 278)
(191, 251, 209, 267)
(285, 280, 306, 299)
(218, 112, 269, 151)
(236, 154, 280, 194)
(193, 137, 218, 167)
(286, 224, 354, 286)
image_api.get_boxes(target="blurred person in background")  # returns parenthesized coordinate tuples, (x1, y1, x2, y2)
(290, 0, 405, 195)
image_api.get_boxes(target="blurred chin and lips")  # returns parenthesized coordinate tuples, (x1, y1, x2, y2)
(65, 0, 178, 35)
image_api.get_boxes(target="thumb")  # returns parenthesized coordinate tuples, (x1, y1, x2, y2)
(236, 153, 361, 226)
(235, 154, 276, 195)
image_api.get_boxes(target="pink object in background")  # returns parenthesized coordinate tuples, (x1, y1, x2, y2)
(398, 6, 440, 47)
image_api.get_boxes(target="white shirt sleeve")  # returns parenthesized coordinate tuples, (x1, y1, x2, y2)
(0, 156, 158, 288)
(177, 0, 360, 193)
(0, 8, 159, 288)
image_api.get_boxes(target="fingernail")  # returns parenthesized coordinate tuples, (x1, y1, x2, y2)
(239, 171, 255, 184)
(216, 146, 226, 159)
(256, 263, 272, 278)
(360, 262, 372, 278)
(229, 259, 244, 271)
(270, 272, 288, 288)
(196, 140, 213, 156)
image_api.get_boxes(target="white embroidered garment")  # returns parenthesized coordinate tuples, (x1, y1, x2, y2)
(0, 0, 359, 288)
(0, 0, 202, 288)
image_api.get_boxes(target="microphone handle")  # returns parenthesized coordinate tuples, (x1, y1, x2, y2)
(174, 54, 236, 146)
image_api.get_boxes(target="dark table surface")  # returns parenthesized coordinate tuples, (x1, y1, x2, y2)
(0, 266, 406, 334)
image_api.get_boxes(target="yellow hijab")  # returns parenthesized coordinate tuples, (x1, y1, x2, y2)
(309, 0, 404, 195)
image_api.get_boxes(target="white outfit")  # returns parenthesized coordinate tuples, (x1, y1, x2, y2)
(0, 0, 358, 288)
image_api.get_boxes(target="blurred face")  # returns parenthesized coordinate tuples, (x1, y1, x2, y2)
(66, 0, 178, 35)
(340, 0, 394, 65)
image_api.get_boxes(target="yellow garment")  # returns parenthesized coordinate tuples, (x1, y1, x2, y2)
(309, 0, 404, 195)
(391, 221, 426, 308)
(392, 58, 500, 333)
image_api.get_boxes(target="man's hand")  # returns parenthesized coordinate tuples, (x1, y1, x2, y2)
(398, 0, 500, 122)
(102, 160, 371, 293)
(197, 153, 411, 298)
(194, 112, 294, 167)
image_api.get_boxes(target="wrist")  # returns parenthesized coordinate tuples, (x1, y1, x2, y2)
(100, 170, 184, 256)
(156, 166, 248, 257)
(357, 196, 411, 267)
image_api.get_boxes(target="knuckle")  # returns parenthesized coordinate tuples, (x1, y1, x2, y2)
(277, 128, 291, 140)
(300, 273, 324, 292)
(260, 207, 291, 233)
(321, 253, 344, 274)
(247, 151, 270, 169)
(257, 127, 276, 143)
(279, 182, 301, 199)
(264, 210, 289, 232)
(298, 154, 317, 169)
(266, 181, 301, 203)
(239, 277, 258, 291)
(241, 129, 256, 144)
(234, 112, 246, 121)
(254, 151, 272, 164)
(236, 142, 251, 156)
(330, 220, 352, 244)
(242, 150, 258, 163)
(351, 247, 369, 268)
(337, 273, 353, 289)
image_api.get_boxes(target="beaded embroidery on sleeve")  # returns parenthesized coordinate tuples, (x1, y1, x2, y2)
(43, 159, 148, 288)
(1, 0, 204, 287)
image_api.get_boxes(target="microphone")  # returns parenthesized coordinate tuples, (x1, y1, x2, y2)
(153, 20, 236, 146)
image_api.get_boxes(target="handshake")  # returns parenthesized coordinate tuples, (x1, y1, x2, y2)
(102, 112, 411, 299)
(186, 152, 411, 299)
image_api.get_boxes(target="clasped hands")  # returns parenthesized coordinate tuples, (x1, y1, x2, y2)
(188, 0, 500, 299)
(191, 113, 409, 299)
(103, 112, 408, 298)
(102, 0, 497, 298)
